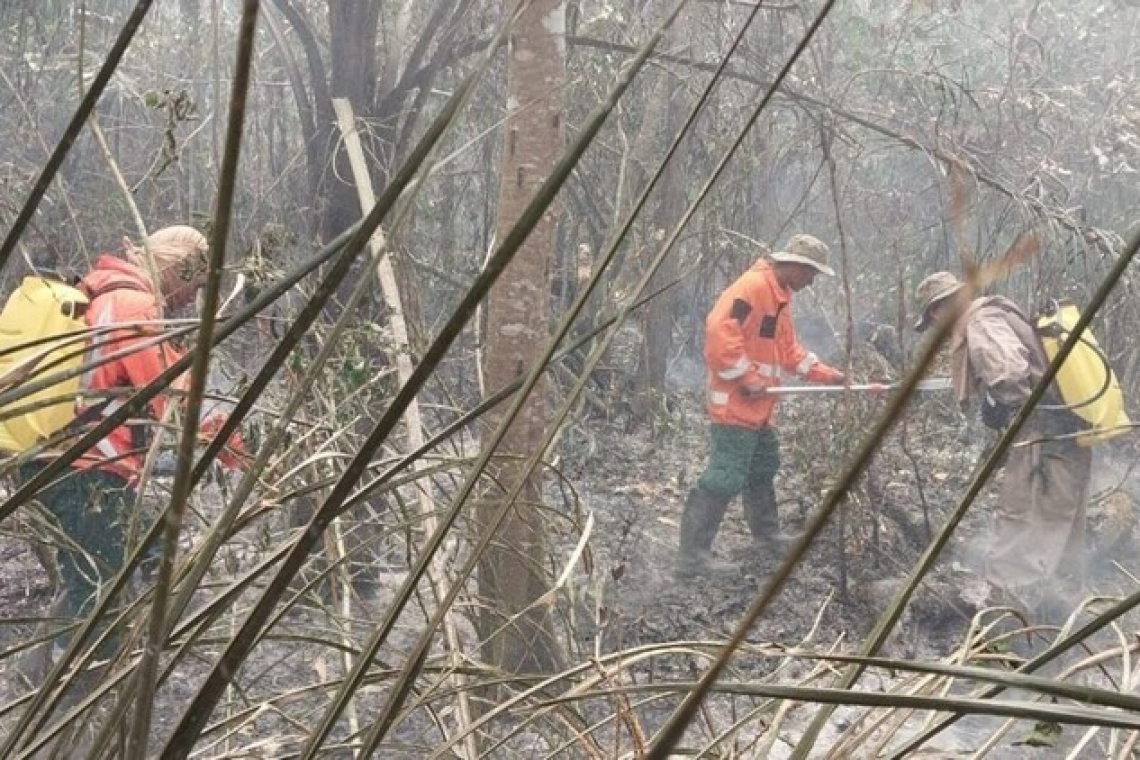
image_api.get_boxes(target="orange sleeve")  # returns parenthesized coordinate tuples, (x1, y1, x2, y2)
(108, 292, 186, 419)
(704, 277, 757, 384)
(117, 329, 185, 420)
(776, 307, 843, 383)
(775, 305, 813, 375)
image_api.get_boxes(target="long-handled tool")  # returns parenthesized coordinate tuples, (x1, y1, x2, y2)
(762, 377, 953, 395)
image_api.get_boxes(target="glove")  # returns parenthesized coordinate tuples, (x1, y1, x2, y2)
(200, 415, 251, 470)
(739, 363, 771, 399)
(740, 382, 769, 399)
(217, 432, 249, 471)
(815, 366, 846, 386)
(980, 392, 1015, 431)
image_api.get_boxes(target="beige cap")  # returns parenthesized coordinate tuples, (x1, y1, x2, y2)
(914, 270, 964, 332)
(770, 234, 835, 277)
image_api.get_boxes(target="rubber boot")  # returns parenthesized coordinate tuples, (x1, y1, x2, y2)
(742, 480, 796, 551)
(676, 488, 734, 578)
(12, 589, 72, 694)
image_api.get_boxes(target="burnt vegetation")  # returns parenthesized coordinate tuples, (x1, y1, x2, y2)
(0, 0, 1139, 757)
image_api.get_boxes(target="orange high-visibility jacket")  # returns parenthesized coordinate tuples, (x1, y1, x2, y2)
(75, 255, 186, 481)
(704, 260, 840, 429)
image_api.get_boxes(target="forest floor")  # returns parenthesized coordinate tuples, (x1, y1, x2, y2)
(561, 370, 1140, 758)
(0, 369, 1138, 757)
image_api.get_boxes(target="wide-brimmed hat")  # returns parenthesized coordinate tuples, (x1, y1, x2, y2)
(913, 271, 964, 332)
(769, 234, 835, 277)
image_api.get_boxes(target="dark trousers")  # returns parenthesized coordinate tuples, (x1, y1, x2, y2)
(19, 464, 135, 654)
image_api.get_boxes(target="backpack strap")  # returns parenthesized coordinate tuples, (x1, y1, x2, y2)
(71, 277, 154, 432)
(77, 280, 149, 302)
(65, 396, 116, 433)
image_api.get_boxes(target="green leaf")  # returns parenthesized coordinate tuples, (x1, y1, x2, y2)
(1014, 720, 1062, 748)
(142, 89, 163, 109)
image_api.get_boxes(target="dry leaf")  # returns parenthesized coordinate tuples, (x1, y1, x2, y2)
(980, 231, 1043, 284)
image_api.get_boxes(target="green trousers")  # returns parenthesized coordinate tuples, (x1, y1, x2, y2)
(697, 424, 781, 501)
(19, 464, 135, 654)
(680, 424, 783, 553)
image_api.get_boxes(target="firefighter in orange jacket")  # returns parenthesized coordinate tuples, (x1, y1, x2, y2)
(677, 234, 844, 577)
(15, 226, 243, 683)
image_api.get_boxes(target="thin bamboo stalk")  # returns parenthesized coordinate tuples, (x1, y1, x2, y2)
(126, 1, 260, 755)
(334, 96, 479, 760)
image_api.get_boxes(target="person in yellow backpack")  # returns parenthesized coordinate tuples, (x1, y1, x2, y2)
(914, 271, 1091, 612)
(15, 226, 244, 683)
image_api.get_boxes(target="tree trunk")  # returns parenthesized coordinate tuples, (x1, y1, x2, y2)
(633, 22, 686, 430)
(477, 0, 566, 675)
(324, 0, 381, 241)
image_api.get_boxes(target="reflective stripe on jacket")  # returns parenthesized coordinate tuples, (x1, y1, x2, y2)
(74, 255, 185, 481)
(704, 260, 836, 429)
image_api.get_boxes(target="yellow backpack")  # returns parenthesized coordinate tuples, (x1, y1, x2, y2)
(1036, 299, 1131, 446)
(0, 276, 90, 453)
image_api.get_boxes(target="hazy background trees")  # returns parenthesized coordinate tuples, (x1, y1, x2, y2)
(5, 0, 1137, 378)
(2, 0, 1139, 755)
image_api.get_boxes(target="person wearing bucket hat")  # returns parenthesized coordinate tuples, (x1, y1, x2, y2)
(913, 271, 1091, 613)
(913, 270, 965, 333)
(769, 233, 836, 277)
(676, 234, 846, 578)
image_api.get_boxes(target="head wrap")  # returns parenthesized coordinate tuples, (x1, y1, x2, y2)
(124, 225, 208, 298)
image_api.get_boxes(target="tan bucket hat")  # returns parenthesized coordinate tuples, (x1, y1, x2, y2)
(769, 234, 835, 277)
(914, 270, 964, 332)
